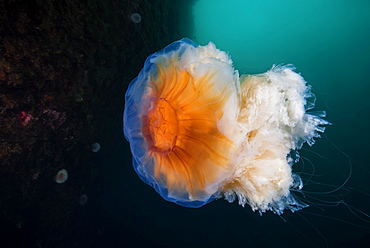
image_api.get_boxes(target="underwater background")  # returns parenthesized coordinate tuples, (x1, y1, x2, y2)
(1, 0, 370, 247)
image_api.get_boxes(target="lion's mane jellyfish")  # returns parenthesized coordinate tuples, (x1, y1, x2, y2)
(124, 38, 329, 214)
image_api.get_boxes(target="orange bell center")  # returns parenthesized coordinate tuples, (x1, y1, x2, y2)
(142, 98, 179, 154)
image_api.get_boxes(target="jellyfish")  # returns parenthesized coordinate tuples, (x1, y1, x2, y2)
(123, 38, 329, 214)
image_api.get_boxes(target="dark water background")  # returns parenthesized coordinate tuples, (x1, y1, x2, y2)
(1, 0, 369, 247)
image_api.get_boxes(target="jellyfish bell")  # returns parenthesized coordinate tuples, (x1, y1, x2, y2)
(123, 38, 329, 214)
(124, 38, 242, 207)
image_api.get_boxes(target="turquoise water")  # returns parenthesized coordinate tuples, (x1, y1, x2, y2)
(192, 0, 370, 76)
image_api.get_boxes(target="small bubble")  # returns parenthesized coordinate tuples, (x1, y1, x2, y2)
(54, 169, 68, 184)
(130, 13, 141, 24)
(79, 194, 88, 205)
(91, 142, 100, 152)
